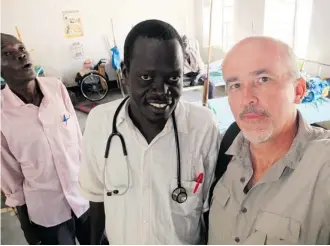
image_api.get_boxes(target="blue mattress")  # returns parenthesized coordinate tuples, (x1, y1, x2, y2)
(195, 97, 330, 132)
(199, 60, 226, 86)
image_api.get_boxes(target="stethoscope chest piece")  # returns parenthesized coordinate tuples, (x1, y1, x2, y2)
(172, 187, 187, 203)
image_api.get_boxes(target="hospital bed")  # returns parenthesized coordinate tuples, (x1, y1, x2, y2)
(195, 96, 330, 133)
(183, 59, 225, 92)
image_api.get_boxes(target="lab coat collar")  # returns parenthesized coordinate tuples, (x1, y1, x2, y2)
(116, 98, 189, 134)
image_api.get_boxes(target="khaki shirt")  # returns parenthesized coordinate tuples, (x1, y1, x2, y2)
(208, 112, 330, 245)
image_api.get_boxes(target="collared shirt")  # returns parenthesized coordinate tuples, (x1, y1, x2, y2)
(1, 77, 89, 227)
(79, 98, 220, 244)
(208, 111, 330, 245)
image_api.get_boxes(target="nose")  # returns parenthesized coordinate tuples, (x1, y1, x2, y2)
(242, 82, 258, 105)
(18, 54, 26, 60)
(152, 77, 166, 95)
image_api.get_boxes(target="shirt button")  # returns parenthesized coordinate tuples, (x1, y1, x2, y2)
(143, 220, 148, 224)
(240, 177, 245, 183)
(241, 207, 247, 213)
(234, 237, 240, 243)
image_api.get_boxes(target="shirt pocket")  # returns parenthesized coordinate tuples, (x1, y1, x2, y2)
(208, 182, 235, 244)
(212, 182, 230, 207)
(170, 179, 204, 243)
(58, 109, 79, 144)
(245, 211, 301, 245)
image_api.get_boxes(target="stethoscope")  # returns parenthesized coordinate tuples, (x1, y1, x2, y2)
(103, 96, 188, 203)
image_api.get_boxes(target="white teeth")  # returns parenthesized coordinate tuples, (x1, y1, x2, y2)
(149, 103, 167, 108)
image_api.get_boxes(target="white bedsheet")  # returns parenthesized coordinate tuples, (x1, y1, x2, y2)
(195, 97, 330, 132)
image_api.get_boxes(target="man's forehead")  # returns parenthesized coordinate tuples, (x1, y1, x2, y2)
(130, 37, 183, 68)
(132, 37, 181, 54)
(1, 35, 21, 49)
(223, 43, 287, 77)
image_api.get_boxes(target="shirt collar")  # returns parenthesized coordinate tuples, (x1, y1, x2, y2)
(115, 98, 189, 134)
(226, 110, 315, 170)
(1, 78, 51, 110)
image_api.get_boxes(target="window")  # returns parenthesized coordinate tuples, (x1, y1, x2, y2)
(203, 0, 234, 52)
(263, 0, 313, 58)
(264, 0, 297, 47)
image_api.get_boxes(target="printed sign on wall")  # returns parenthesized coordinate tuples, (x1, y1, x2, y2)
(63, 10, 84, 38)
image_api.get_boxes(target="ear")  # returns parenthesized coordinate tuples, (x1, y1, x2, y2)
(294, 77, 307, 104)
(120, 62, 128, 85)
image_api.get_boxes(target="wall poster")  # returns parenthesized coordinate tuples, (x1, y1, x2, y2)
(63, 10, 83, 38)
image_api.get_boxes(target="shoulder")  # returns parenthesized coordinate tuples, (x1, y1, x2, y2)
(85, 98, 123, 134)
(305, 128, 330, 155)
(302, 133, 330, 193)
(38, 76, 63, 89)
(180, 100, 218, 131)
(88, 98, 122, 120)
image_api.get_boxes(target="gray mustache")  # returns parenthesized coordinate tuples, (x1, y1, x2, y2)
(239, 105, 270, 119)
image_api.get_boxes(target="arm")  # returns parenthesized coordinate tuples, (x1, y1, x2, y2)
(1, 132, 25, 207)
(1, 132, 40, 244)
(200, 114, 222, 243)
(59, 80, 107, 243)
(78, 109, 106, 244)
(321, 162, 330, 239)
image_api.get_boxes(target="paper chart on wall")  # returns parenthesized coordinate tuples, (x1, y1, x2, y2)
(63, 10, 84, 38)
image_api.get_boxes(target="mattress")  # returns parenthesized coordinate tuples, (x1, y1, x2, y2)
(195, 97, 330, 132)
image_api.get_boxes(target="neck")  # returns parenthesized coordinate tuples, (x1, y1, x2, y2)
(250, 112, 298, 171)
(128, 102, 167, 144)
(11, 79, 39, 104)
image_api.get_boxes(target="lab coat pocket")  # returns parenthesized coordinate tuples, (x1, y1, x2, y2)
(245, 211, 301, 245)
(170, 179, 204, 243)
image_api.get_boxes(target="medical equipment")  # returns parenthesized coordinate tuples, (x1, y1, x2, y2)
(103, 96, 188, 203)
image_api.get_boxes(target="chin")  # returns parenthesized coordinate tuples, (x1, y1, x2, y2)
(16, 71, 37, 82)
(242, 129, 274, 144)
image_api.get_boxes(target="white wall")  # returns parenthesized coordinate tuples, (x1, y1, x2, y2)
(203, 0, 330, 77)
(1, 0, 197, 86)
(197, 0, 266, 62)
(232, 0, 265, 42)
(304, 0, 330, 77)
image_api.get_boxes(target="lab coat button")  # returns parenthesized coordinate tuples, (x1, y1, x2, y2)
(234, 237, 240, 243)
(240, 177, 245, 183)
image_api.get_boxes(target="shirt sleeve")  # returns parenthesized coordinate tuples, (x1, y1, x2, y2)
(1, 132, 26, 207)
(320, 161, 330, 231)
(78, 109, 105, 202)
(202, 114, 222, 213)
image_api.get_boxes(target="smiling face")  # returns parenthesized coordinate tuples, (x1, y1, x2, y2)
(1, 34, 36, 88)
(123, 37, 184, 123)
(223, 37, 306, 144)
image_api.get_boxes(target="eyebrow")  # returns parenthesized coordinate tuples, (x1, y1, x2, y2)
(225, 76, 239, 83)
(249, 69, 270, 76)
(225, 69, 271, 83)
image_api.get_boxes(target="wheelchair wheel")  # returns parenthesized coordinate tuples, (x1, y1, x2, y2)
(80, 71, 109, 102)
